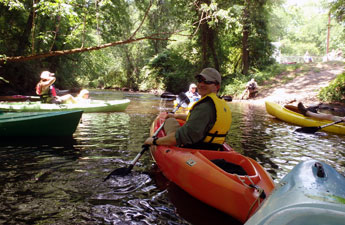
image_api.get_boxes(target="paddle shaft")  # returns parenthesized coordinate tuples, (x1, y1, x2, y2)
(129, 121, 165, 166)
(319, 120, 343, 129)
(295, 119, 344, 134)
(129, 93, 189, 167)
(128, 99, 184, 167)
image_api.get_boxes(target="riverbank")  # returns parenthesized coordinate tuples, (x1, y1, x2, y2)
(234, 61, 345, 111)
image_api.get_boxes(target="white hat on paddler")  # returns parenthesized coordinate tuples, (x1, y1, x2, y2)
(40, 71, 55, 79)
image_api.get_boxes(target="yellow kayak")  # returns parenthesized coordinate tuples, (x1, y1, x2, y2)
(265, 101, 345, 135)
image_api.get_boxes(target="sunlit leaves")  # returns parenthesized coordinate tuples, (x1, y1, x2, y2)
(0, 0, 25, 10)
(269, 0, 345, 56)
(330, 0, 345, 23)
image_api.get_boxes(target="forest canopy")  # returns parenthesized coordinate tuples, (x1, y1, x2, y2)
(0, 0, 344, 96)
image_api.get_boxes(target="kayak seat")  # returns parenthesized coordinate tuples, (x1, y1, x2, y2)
(199, 150, 261, 186)
(211, 159, 247, 175)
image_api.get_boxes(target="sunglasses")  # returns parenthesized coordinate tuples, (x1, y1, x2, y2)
(195, 76, 218, 85)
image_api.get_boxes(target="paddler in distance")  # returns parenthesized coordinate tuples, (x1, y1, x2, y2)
(35, 71, 59, 103)
(36, 70, 86, 104)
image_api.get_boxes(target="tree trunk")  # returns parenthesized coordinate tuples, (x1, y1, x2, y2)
(16, 2, 34, 56)
(198, 0, 219, 71)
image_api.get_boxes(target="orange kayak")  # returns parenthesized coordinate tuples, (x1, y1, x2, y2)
(149, 113, 275, 223)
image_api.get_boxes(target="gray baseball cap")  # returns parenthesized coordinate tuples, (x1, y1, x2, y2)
(196, 68, 221, 85)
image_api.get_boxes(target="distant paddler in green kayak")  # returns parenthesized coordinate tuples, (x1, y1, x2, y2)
(35, 71, 88, 104)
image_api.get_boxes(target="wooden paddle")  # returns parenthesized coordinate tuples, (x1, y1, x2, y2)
(295, 120, 343, 134)
(104, 92, 190, 181)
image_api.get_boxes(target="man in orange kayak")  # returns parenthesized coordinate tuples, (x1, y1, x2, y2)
(144, 68, 232, 150)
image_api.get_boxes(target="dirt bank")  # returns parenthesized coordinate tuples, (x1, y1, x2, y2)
(234, 62, 345, 109)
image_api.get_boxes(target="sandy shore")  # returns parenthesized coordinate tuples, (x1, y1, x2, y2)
(235, 62, 345, 109)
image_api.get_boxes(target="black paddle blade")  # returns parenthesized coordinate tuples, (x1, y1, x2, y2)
(103, 165, 133, 181)
(160, 92, 177, 100)
(177, 92, 190, 107)
(295, 126, 320, 134)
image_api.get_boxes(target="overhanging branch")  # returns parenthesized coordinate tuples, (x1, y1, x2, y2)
(0, 35, 170, 63)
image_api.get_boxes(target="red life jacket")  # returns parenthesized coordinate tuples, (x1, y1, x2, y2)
(36, 84, 57, 97)
(50, 85, 57, 97)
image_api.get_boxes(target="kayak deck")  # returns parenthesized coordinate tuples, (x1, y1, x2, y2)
(245, 159, 345, 225)
(0, 99, 130, 113)
(149, 113, 275, 223)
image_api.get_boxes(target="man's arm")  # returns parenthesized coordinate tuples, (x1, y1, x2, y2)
(144, 131, 177, 146)
(41, 76, 56, 86)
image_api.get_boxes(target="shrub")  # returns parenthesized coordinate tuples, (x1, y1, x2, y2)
(318, 72, 345, 102)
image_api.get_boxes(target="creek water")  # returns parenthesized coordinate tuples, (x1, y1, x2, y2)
(0, 90, 344, 225)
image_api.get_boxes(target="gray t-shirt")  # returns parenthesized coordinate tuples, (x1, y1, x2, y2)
(175, 97, 216, 146)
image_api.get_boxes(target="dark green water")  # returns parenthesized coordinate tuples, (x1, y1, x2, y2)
(0, 90, 344, 225)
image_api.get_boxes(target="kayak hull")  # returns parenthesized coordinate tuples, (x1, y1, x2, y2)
(0, 95, 40, 102)
(0, 110, 82, 136)
(265, 101, 345, 134)
(245, 159, 345, 225)
(149, 113, 275, 223)
(0, 99, 130, 113)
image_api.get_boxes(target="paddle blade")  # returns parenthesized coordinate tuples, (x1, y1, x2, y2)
(295, 126, 320, 134)
(160, 92, 177, 100)
(176, 92, 190, 108)
(103, 165, 133, 181)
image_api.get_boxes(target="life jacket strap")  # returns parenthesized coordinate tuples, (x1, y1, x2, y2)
(206, 131, 227, 143)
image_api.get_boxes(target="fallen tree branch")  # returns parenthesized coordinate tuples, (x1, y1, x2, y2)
(0, 35, 170, 63)
(0, 0, 204, 64)
(0, 0, 157, 64)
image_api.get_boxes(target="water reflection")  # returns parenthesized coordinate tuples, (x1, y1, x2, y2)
(0, 92, 344, 224)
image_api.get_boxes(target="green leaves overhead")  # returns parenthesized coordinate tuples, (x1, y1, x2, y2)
(0, 0, 344, 96)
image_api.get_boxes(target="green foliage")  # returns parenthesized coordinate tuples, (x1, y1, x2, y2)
(318, 71, 345, 102)
(269, 0, 345, 57)
(1, 0, 344, 96)
(222, 74, 248, 96)
(330, 0, 345, 23)
(142, 49, 194, 93)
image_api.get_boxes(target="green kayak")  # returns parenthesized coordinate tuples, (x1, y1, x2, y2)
(245, 159, 345, 225)
(0, 110, 83, 136)
(0, 99, 130, 113)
